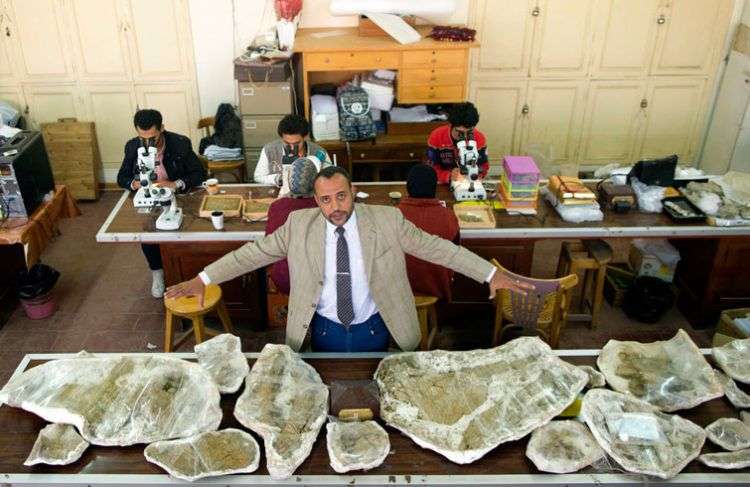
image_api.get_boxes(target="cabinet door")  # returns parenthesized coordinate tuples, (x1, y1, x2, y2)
(23, 84, 85, 129)
(637, 77, 707, 163)
(650, 0, 733, 76)
(530, 0, 595, 78)
(0, 4, 19, 84)
(67, 0, 132, 82)
(470, 0, 535, 78)
(578, 80, 647, 166)
(6, 0, 75, 82)
(82, 84, 137, 169)
(520, 81, 588, 174)
(0, 85, 24, 111)
(590, 0, 660, 78)
(469, 81, 527, 167)
(123, 0, 193, 81)
(135, 83, 199, 144)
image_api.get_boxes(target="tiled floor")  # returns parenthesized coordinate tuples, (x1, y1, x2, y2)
(0, 191, 712, 384)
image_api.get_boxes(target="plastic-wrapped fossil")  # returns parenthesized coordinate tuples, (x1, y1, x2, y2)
(195, 333, 249, 394)
(326, 420, 390, 473)
(375, 337, 588, 464)
(713, 338, 750, 384)
(705, 418, 750, 451)
(699, 449, 750, 470)
(578, 365, 606, 388)
(580, 389, 706, 479)
(525, 420, 604, 473)
(597, 329, 723, 411)
(714, 370, 750, 409)
(24, 424, 89, 466)
(234, 344, 328, 480)
(144, 429, 260, 482)
(0, 355, 222, 446)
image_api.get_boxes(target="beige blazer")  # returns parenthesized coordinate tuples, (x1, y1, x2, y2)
(203, 203, 494, 351)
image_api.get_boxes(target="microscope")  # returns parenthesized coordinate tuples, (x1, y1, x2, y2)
(150, 185, 183, 231)
(451, 130, 487, 201)
(133, 145, 158, 208)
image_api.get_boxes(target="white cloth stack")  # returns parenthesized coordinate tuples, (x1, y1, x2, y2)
(203, 145, 242, 161)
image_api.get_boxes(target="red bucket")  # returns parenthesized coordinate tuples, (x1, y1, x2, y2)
(20, 291, 57, 320)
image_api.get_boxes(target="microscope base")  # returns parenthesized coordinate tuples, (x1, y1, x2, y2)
(156, 207, 183, 231)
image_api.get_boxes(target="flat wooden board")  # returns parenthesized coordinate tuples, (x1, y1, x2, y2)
(453, 203, 497, 229)
(242, 198, 275, 222)
(199, 194, 244, 218)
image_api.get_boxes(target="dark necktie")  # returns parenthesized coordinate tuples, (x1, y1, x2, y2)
(335, 226, 355, 327)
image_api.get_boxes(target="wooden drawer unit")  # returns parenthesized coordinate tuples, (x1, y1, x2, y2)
(402, 49, 466, 68)
(400, 84, 464, 103)
(400, 68, 465, 86)
(305, 50, 400, 70)
(41, 121, 101, 200)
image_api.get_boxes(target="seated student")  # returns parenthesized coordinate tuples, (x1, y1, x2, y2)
(398, 164, 460, 301)
(265, 157, 320, 294)
(117, 109, 206, 298)
(254, 114, 332, 185)
(426, 102, 489, 185)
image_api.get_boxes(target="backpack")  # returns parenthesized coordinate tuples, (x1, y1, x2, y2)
(337, 84, 376, 142)
(199, 103, 243, 153)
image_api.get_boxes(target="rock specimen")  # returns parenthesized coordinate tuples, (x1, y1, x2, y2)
(597, 329, 723, 411)
(144, 429, 260, 482)
(578, 365, 606, 388)
(525, 420, 604, 473)
(699, 449, 750, 470)
(194, 333, 249, 394)
(375, 337, 588, 464)
(581, 389, 706, 479)
(24, 424, 89, 466)
(0, 355, 222, 446)
(742, 411, 750, 425)
(713, 338, 750, 384)
(705, 418, 750, 451)
(234, 344, 328, 480)
(326, 420, 390, 473)
(715, 370, 750, 409)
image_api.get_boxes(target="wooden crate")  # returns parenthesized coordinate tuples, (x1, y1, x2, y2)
(199, 194, 244, 218)
(41, 120, 101, 200)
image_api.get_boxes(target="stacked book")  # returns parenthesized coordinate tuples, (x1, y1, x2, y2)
(547, 176, 597, 205)
(500, 156, 540, 213)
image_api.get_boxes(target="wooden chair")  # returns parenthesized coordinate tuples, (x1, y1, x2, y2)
(163, 283, 235, 352)
(197, 117, 246, 183)
(414, 295, 439, 350)
(491, 259, 578, 349)
(555, 239, 613, 329)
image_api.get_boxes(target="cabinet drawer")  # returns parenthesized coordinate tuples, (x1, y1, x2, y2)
(400, 85, 464, 102)
(305, 50, 400, 70)
(242, 115, 285, 147)
(402, 49, 466, 68)
(238, 82, 292, 115)
(400, 68, 466, 86)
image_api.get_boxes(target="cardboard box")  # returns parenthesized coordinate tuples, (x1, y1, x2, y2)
(242, 115, 285, 147)
(238, 82, 292, 116)
(603, 264, 635, 307)
(234, 58, 291, 82)
(628, 241, 679, 282)
(712, 308, 750, 347)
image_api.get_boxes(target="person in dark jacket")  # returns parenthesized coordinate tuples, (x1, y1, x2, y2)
(117, 109, 206, 298)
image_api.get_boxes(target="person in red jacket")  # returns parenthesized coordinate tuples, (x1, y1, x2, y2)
(397, 164, 460, 301)
(426, 102, 489, 185)
(265, 156, 320, 294)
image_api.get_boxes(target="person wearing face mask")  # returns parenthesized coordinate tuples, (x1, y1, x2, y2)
(166, 166, 532, 353)
(253, 114, 332, 186)
(117, 109, 206, 298)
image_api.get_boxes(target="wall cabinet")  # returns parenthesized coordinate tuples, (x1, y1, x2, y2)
(529, 0, 595, 78)
(469, 81, 526, 165)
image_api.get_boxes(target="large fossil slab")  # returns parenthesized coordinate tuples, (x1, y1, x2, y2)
(715, 370, 750, 409)
(0, 356, 222, 446)
(581, 389, 706, 479)
(234, 344, 328, 480)
(326, 420, 390, 473)
(374, 337, 588, 464)
(713, 338, 750, 384)
(24, 424, 89, 466)
(597, 329, 723, 411)
(195, 334, 249, 394)
(144, 428, 260, 482)
(705, 418, 750, 451)
(699, 449, 750, 470)
(525, 420, 604, 473)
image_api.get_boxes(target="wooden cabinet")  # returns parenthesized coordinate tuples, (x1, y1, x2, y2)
(402, 49, 466, 68)
(81, 84, 137, 175)
(41, 121, 101, 200)
(0, 3, 18, 85)
(530, 0, 595, 78)
(470, 81, 526, 165)
(22, 84, 85, 128)
(471, 0, 535, 78)
(306, 51, 399, 70)
(399, 85, 464, 104)
(135, 83, 199, 142)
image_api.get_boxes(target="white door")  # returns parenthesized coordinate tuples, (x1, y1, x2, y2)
(578, 80, 647, 167)
(519, 81, 588, 175)
(470, 0, 536, 78)
(529, 0, 595, 78)
(650, 0, 733, 76)
(123, 0, 193, 82)
(135, 83, 199, 144)
(5, 0, 76, 82)
(637, 77, 708, 163)
(590, 0, 661, 78)
(67, 0, 132, 82)
(469, 80, 527, 168)
(22, 84, 85, 129)
(82, 84, 137, 168)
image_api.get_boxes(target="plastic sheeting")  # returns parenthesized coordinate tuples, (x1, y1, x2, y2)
(326, 419, 390, 473)
(705, 418, 750, 451)
(194, 334, 249, 394)
(713, 337, 750, 384)
(525, 420, 604, 473)
(24, 424, 89, 466)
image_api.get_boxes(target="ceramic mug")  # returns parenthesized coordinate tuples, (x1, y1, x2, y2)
(210, 210, 224, 230)
(202, 178, 220, 195)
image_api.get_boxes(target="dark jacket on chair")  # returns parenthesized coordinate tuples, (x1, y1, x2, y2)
(117, 131, 206, 191)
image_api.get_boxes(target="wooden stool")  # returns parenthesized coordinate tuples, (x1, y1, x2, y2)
(163, 284, 235, 352)
(555, 240, 613, 329)
(415, 295, 439, 351)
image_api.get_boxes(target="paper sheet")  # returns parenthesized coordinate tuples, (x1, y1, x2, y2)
(363, 12, 421, 44)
